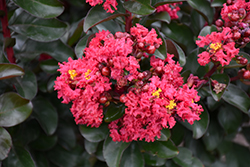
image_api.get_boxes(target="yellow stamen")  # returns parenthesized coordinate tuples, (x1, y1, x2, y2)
(84, 69, 91, 80)
(166, 100, 176, 110)
(68, 70, 77, 80)
(152, 88, 162, 98)
(209, 42, 222, 53)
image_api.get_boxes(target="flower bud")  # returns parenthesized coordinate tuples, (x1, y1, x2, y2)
(147, 45, 156, 54)
(102, 67, 111, 76)
(243, 70, 250, 79)
(99, 96, 108, 104)
(215, 19, 224, 27)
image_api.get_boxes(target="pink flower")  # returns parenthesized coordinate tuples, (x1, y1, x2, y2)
(156, 2, 182, 20)
(86, 0, 118, 13)
(196, 27, 239, 66)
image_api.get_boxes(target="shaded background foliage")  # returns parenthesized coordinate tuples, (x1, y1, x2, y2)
(0, 0, 250, 167)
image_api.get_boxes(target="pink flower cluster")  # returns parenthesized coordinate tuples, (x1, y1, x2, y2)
(109, 55, 203, 142)
(86, 0, 118, 13)
(196, 27, 239, 66)
(55, 24, 203, 142)
(156, 2, 182, 19)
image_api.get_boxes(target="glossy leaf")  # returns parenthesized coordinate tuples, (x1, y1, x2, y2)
(191, 10, 206, 36)
(9, 9, 68, 42)
(103, 136, 130, 167)
(211, 0, 227, 7)
(154, 28, 167, 60)
(218, 105, 242, 134)
(143, 152, 166, 166)
(84, 139, 98, 155)
(222, 84, 250, 114)
(79, 123, 109, 142)
(104, 103, 125, 122)
(123, 0, 155, 15)
(152, 0, 187, 7)
(40, 59, 59, 74)
(209, 73, 230, 101)
(0, 64, 24, 80)
(171, 122, 185, 146)
(157, 128, 171, 141)
(32, 153, 50, 167)
(12, 0, 64, 18)
(14, 70, 37, 100)
(0, 92, 33, 127)
(148, 11, 171, 24)
(32, 96, 58, 135)
(30, 133, 57, 151)
(187, 0, 214, 25)
(140, 140, 179, 159)
(2, 146, 35, 167)
(84, 5, 127, 32)
(198, 25, 217, 37)
(0, 127, 12, 161)
(17, 39, 74, 62)
(166, 39, 186, 66)
(182, 49, 199, 74)
(75, 34, 92, 58)
(162, 22, 195, 54)
(192, 105, 209, 139)
(202, 120, 223, 151)
(47, 75, 57, 93)
(120, 142, 144, 167)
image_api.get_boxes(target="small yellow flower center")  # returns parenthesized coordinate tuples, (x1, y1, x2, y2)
(84, 69, 91, 80)
(209, 42, 222, 53)
(166, 100, 176, 110)
(152, 88, 162, 98)
(68, 70, 77, 80)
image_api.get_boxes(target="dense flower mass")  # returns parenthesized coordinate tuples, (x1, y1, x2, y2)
(55, 24, 203, 142)
(109, 54, 203, 142)
(156, 2, 182, 19)
(86, 0, 118, 13)
(196, 27, 239, 66)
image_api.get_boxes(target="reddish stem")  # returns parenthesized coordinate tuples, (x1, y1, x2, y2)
(0, 0, 15, 63)
(230, 76, 240, 82)
(204, 64, 220, 78)
(125, 0, 132, 33)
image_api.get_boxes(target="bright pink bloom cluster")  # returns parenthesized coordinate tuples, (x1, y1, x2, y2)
(109, 54, 203, 142)
(156, 2, 182, 19)
(196, 27, 239, 66)
(86, 0, 118, 13)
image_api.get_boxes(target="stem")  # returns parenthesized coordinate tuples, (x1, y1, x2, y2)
(204, 63, 220, 78)
(0, 0, 15, 63)
(125, 0, 132, 33)
(230, 76, 240, 82)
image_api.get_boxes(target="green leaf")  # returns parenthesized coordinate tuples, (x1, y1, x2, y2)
(12, 0, 64, 18)
(30, 133, 57, 151)
(191, 10, 206, 36)
(40, 59, 59, 74)
(79, 123, 109, 142)
(192, 105, 209, 139)
(0, 92, 33, 127)
(123, 0, 155, 15)
(104, 103, 125, 122)
(187, 0, 214, 25)
(0, 64, 24, 80)
(157, 128, 171, 141)
(140, 140, 179, 159)
(173, 147, 203, 167)
(9, 9, 68, 42)
(14, 70, 37, 100)
(96, 141, 105, 161)
(218, 105, 242, 134)
(211, 0, 227, 7)
(84, 5, 127, 32)
(84, 139, 99, 155)
(162, 22, 195, 54)
(75, 34, 92, 59)
(2, 145, 36, 167)
(31, 153, 50, 167)
(166, 39, 186, 66)
(198, 25, 217, 37)
(222, 84, 250, 114)
(182, 49, 199, 74)
(47, 75, 57, 93)
(209, 73, 230, 101)
(143, 152, 166, 166)
(0, 127, 12, 161)
(103, 136, 130, 167)
(202, 120, 223, 151)
(171, 122, 185, 146)
(154, 28, 167, 60)
(148, 11, 171, 24)
(152, 0, 187, 7)
(32, 96, 58, 135)
(120, 142, 144, 167)
(17, 39, 74, 62)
